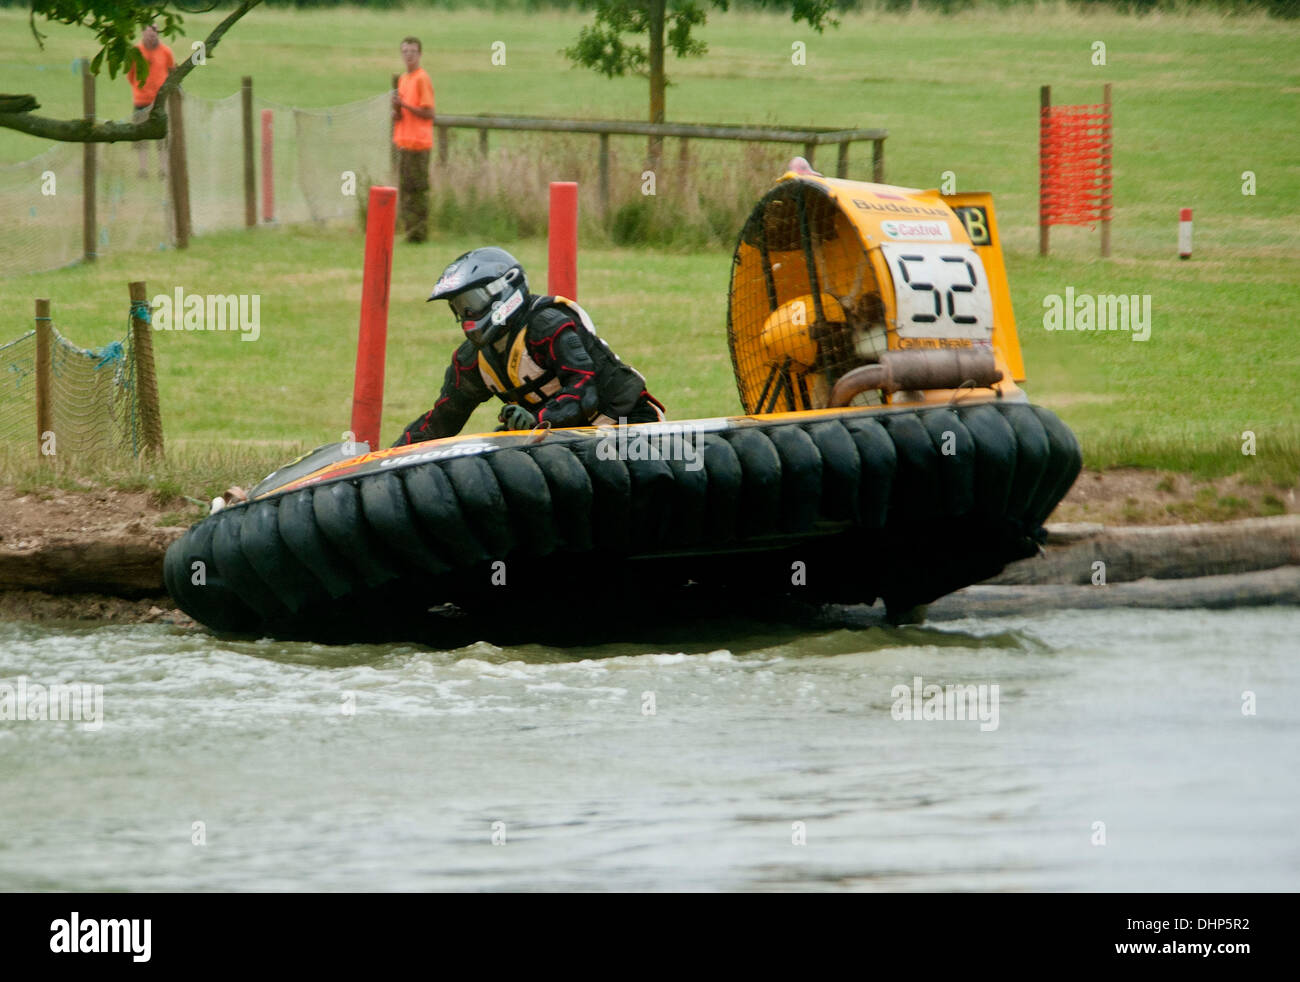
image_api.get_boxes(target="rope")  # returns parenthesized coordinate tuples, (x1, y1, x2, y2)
(93, 339, 125, 369)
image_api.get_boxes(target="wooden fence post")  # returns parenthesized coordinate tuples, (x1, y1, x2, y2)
(35, 299, 52, 463)
(598, 133, 610, 219)
(390, 73, 399, 179)
(836, 140, 849, 179)
(82, 60, 96, 262)
(872, 138, 884, 183)
(803, 141, 816, 167)
(242, 76, 256, 227)
(166, 88, 191, 248)
(1101, 82, 1112, 258)
(128, 282, 164, 459)
(437, 125, 448, 167)
(1039, 84, 1050, 257)
(261, 109, 274, 222)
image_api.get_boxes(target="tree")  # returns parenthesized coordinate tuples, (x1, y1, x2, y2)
(565, 1, 838, 167)
(0, 1, 262, 143)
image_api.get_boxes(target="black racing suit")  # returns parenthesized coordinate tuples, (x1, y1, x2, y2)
(393, 295, 664, 446)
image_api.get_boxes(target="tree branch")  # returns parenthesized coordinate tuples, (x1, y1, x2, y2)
(0, 0, 262, 143)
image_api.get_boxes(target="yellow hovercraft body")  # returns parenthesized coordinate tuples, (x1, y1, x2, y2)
(728, 174, 1026, 414)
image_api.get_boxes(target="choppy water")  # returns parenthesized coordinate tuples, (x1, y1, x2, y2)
(1, 607, 1296, 891)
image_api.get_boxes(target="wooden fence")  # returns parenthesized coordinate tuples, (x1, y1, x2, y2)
(431, 113, 888, 217)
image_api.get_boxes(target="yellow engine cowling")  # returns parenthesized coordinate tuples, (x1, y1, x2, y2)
(727, 174, 1025, 415)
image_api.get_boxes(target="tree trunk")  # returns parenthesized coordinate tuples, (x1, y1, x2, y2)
(647, 0, 665, 171)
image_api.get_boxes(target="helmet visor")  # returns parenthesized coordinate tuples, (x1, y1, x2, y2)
(448, 286, 495, 323)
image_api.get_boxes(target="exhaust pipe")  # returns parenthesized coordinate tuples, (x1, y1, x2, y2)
(829, 349, 1002, 407)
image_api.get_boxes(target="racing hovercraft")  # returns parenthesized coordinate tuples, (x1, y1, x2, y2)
(165, 173, 1081, 641)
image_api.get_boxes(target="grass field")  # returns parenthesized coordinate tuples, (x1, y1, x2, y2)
(1, 4, 1297, 499)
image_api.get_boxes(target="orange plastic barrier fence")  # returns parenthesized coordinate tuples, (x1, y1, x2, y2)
(1039, 85, 1112, 256)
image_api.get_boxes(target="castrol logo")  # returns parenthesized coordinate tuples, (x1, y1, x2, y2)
(881, 220, 951, 241)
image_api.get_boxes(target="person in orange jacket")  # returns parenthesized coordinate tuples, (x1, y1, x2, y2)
(127, 23, 175, 180)
(392, 36, 436, 243)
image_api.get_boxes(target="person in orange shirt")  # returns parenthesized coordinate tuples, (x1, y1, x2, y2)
(392, 36, 435, 243)
(127, 24, 175, 180)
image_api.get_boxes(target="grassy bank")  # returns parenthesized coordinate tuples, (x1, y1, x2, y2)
(1, 5, 1296, 498)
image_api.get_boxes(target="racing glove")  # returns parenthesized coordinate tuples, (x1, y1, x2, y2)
(498, 404, 537, 431)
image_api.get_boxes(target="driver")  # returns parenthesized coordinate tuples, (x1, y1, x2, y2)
(394, 247, 665, 445)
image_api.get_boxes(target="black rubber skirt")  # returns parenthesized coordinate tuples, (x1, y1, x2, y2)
(165, 401, 1082, 641)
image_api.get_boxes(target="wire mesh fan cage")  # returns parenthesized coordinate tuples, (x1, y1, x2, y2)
(728, 179, 890, 414)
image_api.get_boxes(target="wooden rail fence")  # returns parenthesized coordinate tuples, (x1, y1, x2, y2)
(432, 113, 888, 217)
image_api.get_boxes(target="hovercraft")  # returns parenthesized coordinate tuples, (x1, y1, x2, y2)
(165, 173, 1081, 641)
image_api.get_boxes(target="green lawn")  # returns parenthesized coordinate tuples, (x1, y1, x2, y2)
(1, 4, 1297, 497)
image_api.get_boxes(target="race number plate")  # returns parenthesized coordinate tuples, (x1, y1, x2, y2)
(881, 243, 995, 343)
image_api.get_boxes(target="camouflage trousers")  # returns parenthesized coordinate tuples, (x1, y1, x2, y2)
(397, 148, 431, 243)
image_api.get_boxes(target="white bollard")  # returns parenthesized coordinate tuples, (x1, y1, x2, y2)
(1179, 207, 1193, 260)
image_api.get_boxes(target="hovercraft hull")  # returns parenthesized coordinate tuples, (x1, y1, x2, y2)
(164, 397, 1081, 641)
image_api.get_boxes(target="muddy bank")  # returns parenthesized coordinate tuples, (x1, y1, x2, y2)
(0, 487, 188, 595)
(0, 589, 193, 626)
(1, 479, 1297, 627)
(1053, 468, 1297, 526)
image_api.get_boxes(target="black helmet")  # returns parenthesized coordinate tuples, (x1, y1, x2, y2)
(428, 247, 528, 348)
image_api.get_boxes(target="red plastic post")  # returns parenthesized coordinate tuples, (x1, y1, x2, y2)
(351, 186, 398, 451)
(548, 181, 578, 299)
(260, 109, 274, 222)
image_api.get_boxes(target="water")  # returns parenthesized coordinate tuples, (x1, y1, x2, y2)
(1, 607, 1296, 891)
